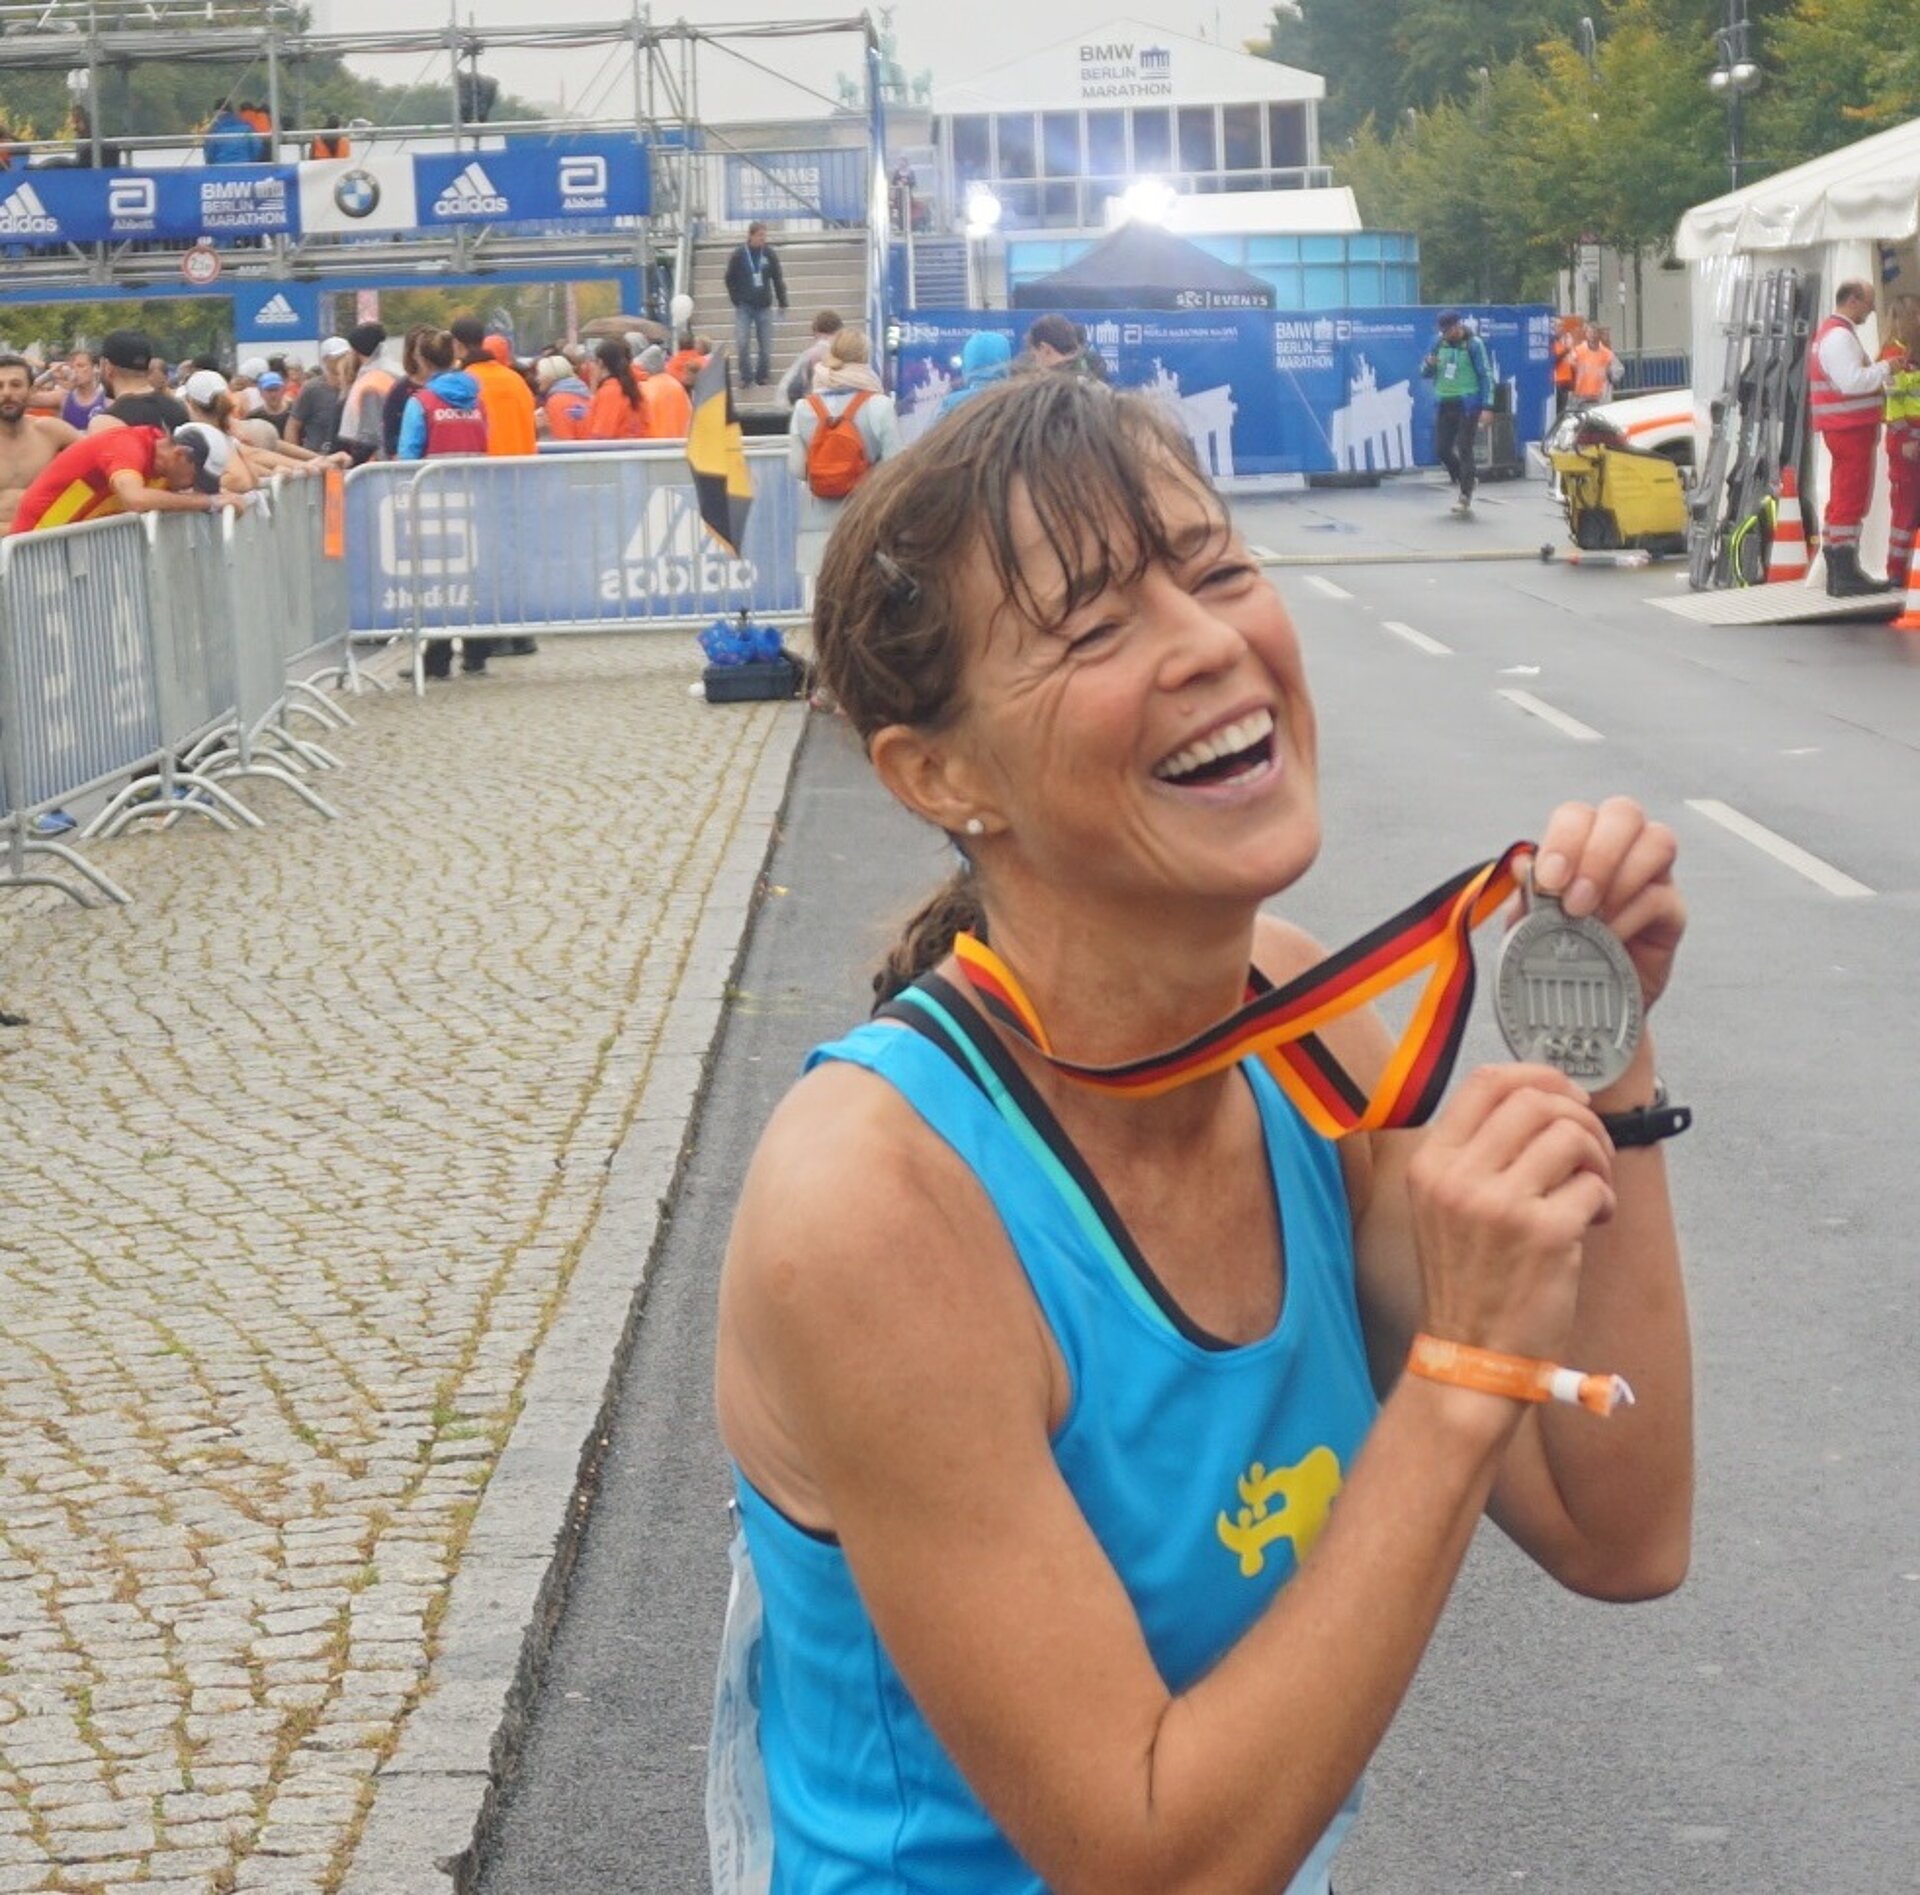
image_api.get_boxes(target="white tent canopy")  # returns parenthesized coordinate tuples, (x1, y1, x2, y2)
(1675, 116, 1920, 257)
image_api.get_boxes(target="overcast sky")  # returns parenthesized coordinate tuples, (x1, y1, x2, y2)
(315, 0, 1285, 129)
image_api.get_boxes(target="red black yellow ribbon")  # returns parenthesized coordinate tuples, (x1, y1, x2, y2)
(952, 843, 1531, 1141)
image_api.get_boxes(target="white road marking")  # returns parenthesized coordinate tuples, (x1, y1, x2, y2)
(1684, 798, 1874, 899)
(1302, 575, 1354, 600)
(1495, 688, 1604, 743)
(1246, 544, 1283, 561)
(1381, 619, 1452, 656)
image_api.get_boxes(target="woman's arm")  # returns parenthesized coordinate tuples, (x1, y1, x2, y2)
(720, 1051, 1610, 1895)
(786, 403, 810, 480)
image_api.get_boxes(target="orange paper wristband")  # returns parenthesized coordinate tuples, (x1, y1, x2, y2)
(1406, 1334, 1634, 1418)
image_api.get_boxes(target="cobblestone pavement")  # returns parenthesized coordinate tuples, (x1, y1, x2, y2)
(0, 640, 795, 1894)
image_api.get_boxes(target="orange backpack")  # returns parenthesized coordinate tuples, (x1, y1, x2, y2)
(804, 392, 872, 499)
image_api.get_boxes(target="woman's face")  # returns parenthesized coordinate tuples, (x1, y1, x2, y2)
(948, 466, 1320, 918)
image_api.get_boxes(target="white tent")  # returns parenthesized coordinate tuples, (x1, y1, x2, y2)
(1674, 121, 1920, 577)
(1675, 117, 1920, 257)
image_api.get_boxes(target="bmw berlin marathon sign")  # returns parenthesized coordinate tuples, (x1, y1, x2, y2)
(0, 137, 644, 247)
(1078, 40, 1173, 99)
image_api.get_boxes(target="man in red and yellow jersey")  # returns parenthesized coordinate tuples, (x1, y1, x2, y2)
(10, 425, 240, 534)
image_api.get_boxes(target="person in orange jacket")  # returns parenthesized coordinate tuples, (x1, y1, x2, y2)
(450, 317, 536, 456)
(585, 338, 649, 441)
(537, 354, 591, 440)
(1551, 316, 1580, 416)
(638, 343, 692, 438)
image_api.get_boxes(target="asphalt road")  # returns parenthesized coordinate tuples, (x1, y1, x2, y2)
(474, 473, 1919, 1894)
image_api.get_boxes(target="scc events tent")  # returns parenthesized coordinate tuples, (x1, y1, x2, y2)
(1011, 221, 1277, 310)
(1674, 117, 1920, 256)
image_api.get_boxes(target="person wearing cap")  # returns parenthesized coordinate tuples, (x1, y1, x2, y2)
(92, 330, 189, 434)
(231, 355, 270, 418)
(450, 315, 536, 457)
(336, 322, 396, 465)
(288, 338, 350, 452)
(253, 370, 293, 440)
(10, 425, 241, 533)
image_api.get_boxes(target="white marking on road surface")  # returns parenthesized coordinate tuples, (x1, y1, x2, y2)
(1497, 663, 1540, 676)
(1782, 746, 1820, 756)
(1684, 798, 1874, 899)
(1495, 688, 1604, 743)
(1302, 575, 1354, 600)
(1246, 544, 1282, 561)
(1381, 619, 1452, 656)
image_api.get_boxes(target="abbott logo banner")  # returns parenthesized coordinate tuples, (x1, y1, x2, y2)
(107, 177, 158, 229)
(558, 155, 609, 211)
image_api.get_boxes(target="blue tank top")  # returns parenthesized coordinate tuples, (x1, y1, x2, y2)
(735, 978, 1381, 1892)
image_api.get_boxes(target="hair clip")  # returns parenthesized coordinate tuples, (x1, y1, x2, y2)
(874, 550, 921, 611)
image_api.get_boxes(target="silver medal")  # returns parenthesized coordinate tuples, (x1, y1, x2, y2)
(1492, 887, 1642, 1089)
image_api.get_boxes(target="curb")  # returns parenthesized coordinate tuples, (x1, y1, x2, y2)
(338, 700, 810, 1895)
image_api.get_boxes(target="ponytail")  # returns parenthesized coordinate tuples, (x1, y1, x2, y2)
(873, 869, 986, 1008)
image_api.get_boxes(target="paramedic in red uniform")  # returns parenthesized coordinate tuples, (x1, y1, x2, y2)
(1810, 280, 1901, 596)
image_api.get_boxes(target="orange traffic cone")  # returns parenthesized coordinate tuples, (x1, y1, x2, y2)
(1893, 558, 1920, 632)
(1767, 468, 1810, 583)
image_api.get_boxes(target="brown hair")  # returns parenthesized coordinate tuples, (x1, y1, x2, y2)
(417, 330, 457, 375)
(812, 374, 1218, 1003)
(827, 326, 871, 367)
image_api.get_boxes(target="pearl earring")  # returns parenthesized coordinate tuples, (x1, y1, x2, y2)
(964, 817, 985, 837)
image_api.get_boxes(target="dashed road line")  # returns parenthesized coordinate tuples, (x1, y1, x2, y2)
(1246, 544, 1283, 561)
(1301, 575, 1355, 600)
(1496, 687, 1603, 743)
(1685, 798, 1874, 899)
(1381, 619, 1453, 656)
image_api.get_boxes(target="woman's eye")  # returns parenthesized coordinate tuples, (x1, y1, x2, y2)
(1065, 620, 1120, 652)
(1201, 561, 1258, 589)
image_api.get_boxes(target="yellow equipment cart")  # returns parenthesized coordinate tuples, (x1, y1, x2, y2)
(1549, 435, 1689, 557)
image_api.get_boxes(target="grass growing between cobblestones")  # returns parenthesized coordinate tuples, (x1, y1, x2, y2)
(0, 641, 789, 1895)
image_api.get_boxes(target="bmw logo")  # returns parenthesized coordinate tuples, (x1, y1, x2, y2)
(334, 169, 380, 219)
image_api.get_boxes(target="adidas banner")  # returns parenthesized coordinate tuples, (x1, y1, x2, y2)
(0, 164, 298, 243)
(343, 447, 801, 635)
(0, 137, 646, 247)
(232, 281, 323, 344)
(413, 138, 647, 230)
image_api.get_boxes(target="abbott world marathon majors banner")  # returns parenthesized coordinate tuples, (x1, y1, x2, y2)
(0, 136, 646, 247)
(893, 307, 1555, 478)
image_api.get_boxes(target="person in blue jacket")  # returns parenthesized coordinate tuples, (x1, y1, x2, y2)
(201, 103, 255, 167)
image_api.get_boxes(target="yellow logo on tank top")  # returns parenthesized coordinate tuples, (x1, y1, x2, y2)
(1216, 1446, 1342, 1578)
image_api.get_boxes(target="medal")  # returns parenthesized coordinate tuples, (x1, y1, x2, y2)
(1492, 885, 1642, 1089)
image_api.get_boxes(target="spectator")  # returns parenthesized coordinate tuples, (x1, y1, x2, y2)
(451, 316, 536, 456)
(179, 371, 267, 495)
(394, 330, 492, 679)
(335, 321, 395, 464)
(1420, 308, 1493, 519)
(537, 353, 590, 440)
(238, 102, 273, 162)
(60, 349, 109, 431)
(253, 371, 293, 439)
(381, 326, 434, 459)
(781, 309, 844, 404)
(938, 330, 1013, 417)
(787, 325, 898, 591)
(1021, 314, 1108, 381)
(586, 337, 649, 440)
(0, 354, 80, 527)
(11, 425, 239, 532)
(287, 337, 350, 451)
(639, 347, 692, 439)
(94, 331, 188, 433)
(230, 356, 270, 417)
(69, 105, 121, 169)
(201, 101, 255, 166)
(309, 115, 349, 161)
(724, 220, 787, 387)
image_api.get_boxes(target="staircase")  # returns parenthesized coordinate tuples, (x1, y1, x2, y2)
(907, 237, 970, 309)
(688, 233, 870, 411)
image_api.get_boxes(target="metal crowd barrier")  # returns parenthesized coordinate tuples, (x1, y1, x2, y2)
(0, 473, 352, 908)
(343, 444, 807, 692)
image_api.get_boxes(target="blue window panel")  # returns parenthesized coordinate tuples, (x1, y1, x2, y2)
(1346, 264, 1385, 302)
(1301, 235, 1344, 263)
(1304, 263, 1346, 302)
(1247, 235, 1299, 263)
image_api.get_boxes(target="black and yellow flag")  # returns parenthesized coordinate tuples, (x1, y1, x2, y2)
(686, 346, 754, 555)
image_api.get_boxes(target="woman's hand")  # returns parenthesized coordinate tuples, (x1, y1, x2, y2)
(1527, 797, 1685, 1012)
(1405, 1064, 1615, 1364)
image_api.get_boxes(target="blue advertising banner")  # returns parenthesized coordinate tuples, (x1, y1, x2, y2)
(895, 305, 1555, 478)
(231, 280, 323, 344)
(0, 136, 647, 250)
(413, 138, 649, 229)
(344, 449, 803, 636)
(0, 164, 298, 244)
(723, 148, 867, 225)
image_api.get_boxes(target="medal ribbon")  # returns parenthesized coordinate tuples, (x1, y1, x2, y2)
(952, 842, 1532, 1141)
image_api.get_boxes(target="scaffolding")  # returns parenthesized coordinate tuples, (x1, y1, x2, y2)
(0, 4, 883, 291)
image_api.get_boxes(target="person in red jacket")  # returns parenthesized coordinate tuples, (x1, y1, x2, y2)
(1810, 280, 1901, 595)
(11, 425, 238, 533)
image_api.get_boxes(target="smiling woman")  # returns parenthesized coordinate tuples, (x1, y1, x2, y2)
(711, 375, 1695, 1895)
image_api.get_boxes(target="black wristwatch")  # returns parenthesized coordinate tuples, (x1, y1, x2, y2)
(1597, 1078, 1692, 1149)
